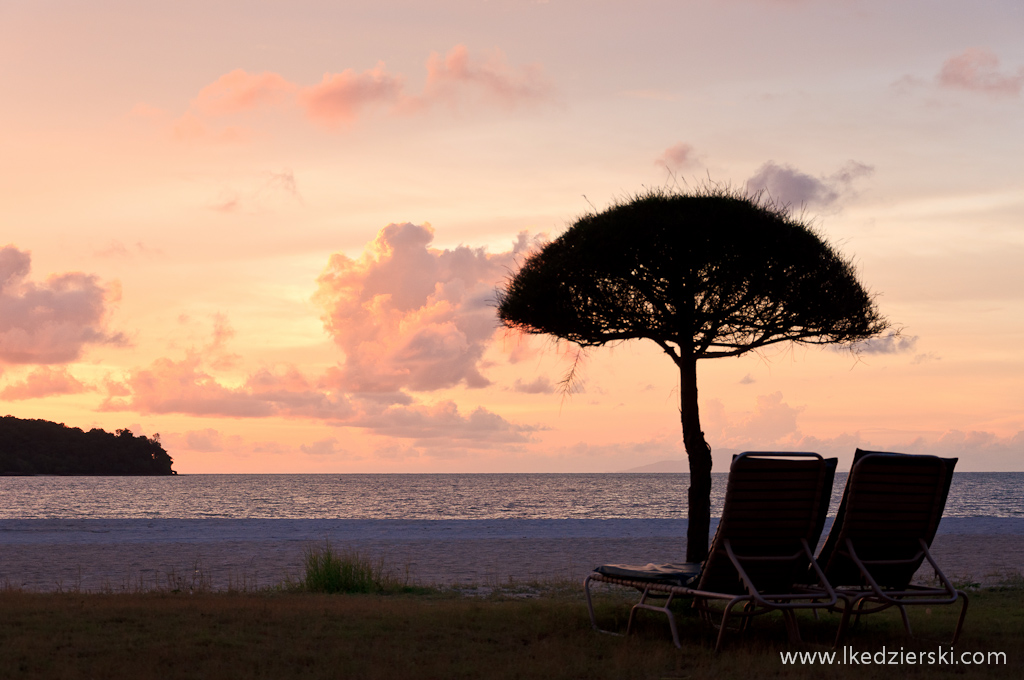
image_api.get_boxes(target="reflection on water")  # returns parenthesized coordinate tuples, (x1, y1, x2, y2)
(1, 472, 1019, 519)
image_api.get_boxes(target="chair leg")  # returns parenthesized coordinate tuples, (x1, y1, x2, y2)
(628, 589, 682, 649)
(833, 597, 856, 649)
(852, 596, 869, 627)
(584, 576, 627, 638)
(740, 600, 755, 632)
(625, 587, 649, 637)
(952, 591, 969, 646)
(715, 598, 745, 652)
(783, 610, 803, 645)
(662, 595, 681, 649)
(897, 603, 912, 637)
(583, 575, 601, 632)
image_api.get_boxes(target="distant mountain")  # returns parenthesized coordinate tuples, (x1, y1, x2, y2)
(0, 416, 176, 475)
(620, 450, 743, 473)
(620, 459, 690, 473)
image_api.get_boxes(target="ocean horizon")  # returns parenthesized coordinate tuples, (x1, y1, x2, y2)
(2, 471, 1021, 520)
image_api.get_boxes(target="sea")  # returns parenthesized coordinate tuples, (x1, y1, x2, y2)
(2, 472, 1021, 519)
(2, 473, 1022, 590)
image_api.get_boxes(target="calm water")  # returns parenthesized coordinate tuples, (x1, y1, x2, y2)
(1, 472, 1020, 519)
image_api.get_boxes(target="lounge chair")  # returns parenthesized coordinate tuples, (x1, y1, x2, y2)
(584, 451, 838, 650)
(815, 449, 968, 645)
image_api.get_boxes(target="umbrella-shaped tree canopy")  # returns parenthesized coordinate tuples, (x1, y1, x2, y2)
(497, 187, 889, 561)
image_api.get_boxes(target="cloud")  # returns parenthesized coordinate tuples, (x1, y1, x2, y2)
(315, 223, 536, 393)
(732, 391, 803, 443)
(103, 352, 533, 448)
(790, 430, 1024, 472)
(98, 226, 543, 450)
(911, 352, 941, 365)
(209, 169, 303, 214)
(168, 46, 550, 137)
(204, 313, 241, 370)
(300, 63, 405, 127)
(902, 430, 1024, 470)
(94, 241, 163, 259)
(300, 437, 346, 456)
(938, 48, 1023, 97)
(355, 399, 536, 447)
(102, 354, 357, 421)
(513, 376, 555, 394)
(417, 45, 550, 109)
(192, 69, 298, 116)
(702, 392, 804, 451)
(0, 245, 126, 365)
(0, 366, 89, 400)
(849, 332, 918, 355)
(156, 428, 245, 453)
(744, 160, 874, 209)
(102, 355, 276, 417)
(185, 428, 227, 452)
(99, 315, 349, 419)
(655, 142, 698, 172)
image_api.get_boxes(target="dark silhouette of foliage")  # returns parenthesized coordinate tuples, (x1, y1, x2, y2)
(0, 416, 176, 475)
(497, 186, 889, 561)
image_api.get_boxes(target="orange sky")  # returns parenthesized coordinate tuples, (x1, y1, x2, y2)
(1, 1, 1022, 472)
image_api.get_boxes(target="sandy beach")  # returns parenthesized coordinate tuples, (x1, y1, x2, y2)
(1, 518, 1021, 592)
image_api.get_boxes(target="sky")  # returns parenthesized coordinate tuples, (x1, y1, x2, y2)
(1, 0, 1022, 473)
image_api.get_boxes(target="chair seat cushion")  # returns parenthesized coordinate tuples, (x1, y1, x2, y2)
(594, 562, 701, 587)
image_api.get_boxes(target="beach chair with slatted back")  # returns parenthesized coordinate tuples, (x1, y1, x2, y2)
(816, 450, 968, 646)
(584, 451, 838, 651)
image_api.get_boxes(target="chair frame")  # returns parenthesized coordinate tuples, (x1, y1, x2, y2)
(584, 451, 838, 651)
(820, 452, 969, 646)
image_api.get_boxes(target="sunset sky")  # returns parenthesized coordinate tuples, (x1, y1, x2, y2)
(2, 0, 1022, 473)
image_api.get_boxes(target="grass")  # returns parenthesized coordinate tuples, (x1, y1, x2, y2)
(0, 576, 1021, 679)
(300, 540, 408, 594)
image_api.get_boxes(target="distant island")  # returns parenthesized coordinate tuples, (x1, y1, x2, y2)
(0, 416, 176, 475)
(619, 450, 742, 473)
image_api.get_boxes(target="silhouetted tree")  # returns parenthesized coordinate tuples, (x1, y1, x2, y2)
(497, 187, 889, 561)
(0, 417, 176, 475)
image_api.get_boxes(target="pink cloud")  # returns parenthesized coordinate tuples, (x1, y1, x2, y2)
(0, 366, 89, 400)
(0, 245, 126, 364)
(192, 69, 297, 116)
(102, 355, 276, 417)
(938, 48, 1023, 97)
(102, 351, 532, 448)
(702, 392, 805, 452)
(655, 142, 698, 172)
(355, 399, 536, 447)
(300, 437, 347, 456)
(419, 44, 550, 109)
(513, 376, 555, 394)
(315, 224, 536, 393)
(299, 63, 405, 127)
(167, 46, 550, 136)
(185, 428, 227, 452)
(102, 355, 355, 421)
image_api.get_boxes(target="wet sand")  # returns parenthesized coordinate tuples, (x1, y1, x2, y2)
(1, 519, 1021, 592)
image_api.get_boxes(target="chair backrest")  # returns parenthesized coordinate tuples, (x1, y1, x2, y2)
(697, 452, 837, 595)
(817, 450, 957, 589)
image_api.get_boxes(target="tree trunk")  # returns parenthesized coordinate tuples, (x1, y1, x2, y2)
(679, 351, 712, 563)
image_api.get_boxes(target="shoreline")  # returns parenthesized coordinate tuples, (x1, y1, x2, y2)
(2, 518, 1021, 592)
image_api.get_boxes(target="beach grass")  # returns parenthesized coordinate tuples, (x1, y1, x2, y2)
(299, 540, 416, 594)
(0, 582, 1020, 679)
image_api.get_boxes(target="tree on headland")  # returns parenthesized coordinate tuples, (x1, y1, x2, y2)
(0, 416, 176, 475)
(497, 186, 889, 562)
